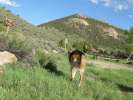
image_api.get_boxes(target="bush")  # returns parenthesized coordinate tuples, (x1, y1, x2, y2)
(72, 41, 90, 53)
(0, 33, 9, 50)
(0, 32, 31, 59)
(34, 48, 50, 66)
(0, 24, 5, 32)
(58, 39, 72, 50)
(8, 39, 30, 53)
(34, 49, 64, 75)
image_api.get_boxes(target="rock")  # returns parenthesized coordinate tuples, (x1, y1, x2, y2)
(0, 51, 17, 65)
(103, 27, 119, 39)
(44, 49, 49, 54)
(66, 18, 89, 26)
(52, 50, 58, 53)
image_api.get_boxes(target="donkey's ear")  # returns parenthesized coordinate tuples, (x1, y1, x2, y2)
(68, 48, 73, 54)
(68, 50, 72, 54)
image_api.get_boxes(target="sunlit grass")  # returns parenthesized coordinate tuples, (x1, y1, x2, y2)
(0, 54, 132, 100)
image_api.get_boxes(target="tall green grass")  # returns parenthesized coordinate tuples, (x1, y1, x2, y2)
(0, 54, 132, 100)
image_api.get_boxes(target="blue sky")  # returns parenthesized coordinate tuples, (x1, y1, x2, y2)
(0, 0, 133, 30)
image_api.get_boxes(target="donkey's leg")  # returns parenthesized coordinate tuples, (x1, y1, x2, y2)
(79, 68, 84, 87)
(71, 67, 77, 81)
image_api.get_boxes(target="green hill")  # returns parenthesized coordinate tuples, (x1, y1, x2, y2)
(0, 7, 61, 53)
(39, 14, 128, 52)
(0, 8, 129, 57)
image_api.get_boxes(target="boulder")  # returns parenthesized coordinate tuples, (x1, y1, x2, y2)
(0, 51, 17, 65)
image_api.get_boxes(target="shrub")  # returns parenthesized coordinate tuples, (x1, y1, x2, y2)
(58, 39, 72, 50)
(0, 32, 31, 59)
(8, 39, 30, 52)
(0, 33, 9, 50)
(0, 24, 5, 32)
(72, 41, 90, 53)
(34, 49, 50, 66)
(34, 49, 64, 75)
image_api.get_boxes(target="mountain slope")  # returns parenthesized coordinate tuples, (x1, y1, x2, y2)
(0, 8, 129, 54)
(0, 8, 61, 52)
(39, 14, 128, 52)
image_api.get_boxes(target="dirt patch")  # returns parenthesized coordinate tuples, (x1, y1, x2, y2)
(66, 18, 89, 26)
(91, 59, 133, 71)
(103, 27, 119, 39)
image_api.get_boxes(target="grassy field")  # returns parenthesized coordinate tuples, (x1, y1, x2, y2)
(0, 54, 132, 100)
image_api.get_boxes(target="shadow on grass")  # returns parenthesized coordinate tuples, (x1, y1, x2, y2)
(43, 61, 64, 76)
(90, 71, 133, 93)
(118, 84, 133, 93)
(99, 77, 112, 83)
(100, 77, 133, 93)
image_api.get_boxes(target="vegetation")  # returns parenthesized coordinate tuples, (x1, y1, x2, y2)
(39, 14, 128, 53)
(0, 7, 133, 100)
(0, 7, 60, 52)
(0, 7, 129, 57)
(128, 27, 133, 52)
(0, 54, 133, 100)
(0, 32, 31, 60)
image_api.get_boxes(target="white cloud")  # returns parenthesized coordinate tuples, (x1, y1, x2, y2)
(115, 4, 128, 11)
(0, 0, 19, 7)
(89, 0, 99, 4)
(89, 0, 132, 11)
(101, 0, 111, 7)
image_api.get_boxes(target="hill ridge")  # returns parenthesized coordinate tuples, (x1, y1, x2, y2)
(38, 13, 128, 52)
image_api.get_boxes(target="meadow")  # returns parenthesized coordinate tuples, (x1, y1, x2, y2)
(0, 53, 132, 100)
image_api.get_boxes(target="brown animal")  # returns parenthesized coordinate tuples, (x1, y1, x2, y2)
(68, 50, 88, 86)
(0, 51, 17, 66)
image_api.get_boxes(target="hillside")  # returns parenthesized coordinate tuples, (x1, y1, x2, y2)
(0, 8, 61, 52)
(0, 8, 129, 57)
(39, 14, 128, 52)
